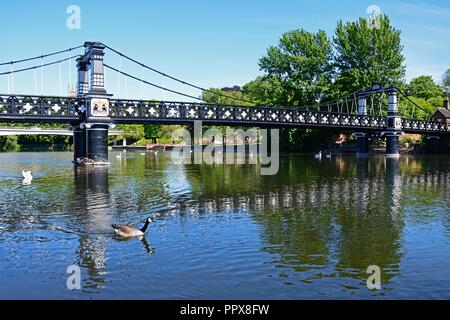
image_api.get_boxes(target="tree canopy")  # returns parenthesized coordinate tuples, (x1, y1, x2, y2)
(333, 15, 405, 94)
(258, 29, 333, 106)
(443, 68, 450, 88)
(407, 76, 444, 100)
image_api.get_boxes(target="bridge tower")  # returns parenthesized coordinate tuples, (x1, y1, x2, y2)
(72, 42, 114, 164)
(353, 91, 369, 157)
(384, 86, 403, 158)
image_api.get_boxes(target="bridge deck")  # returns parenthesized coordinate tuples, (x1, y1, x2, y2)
(0, 95, 448, 135)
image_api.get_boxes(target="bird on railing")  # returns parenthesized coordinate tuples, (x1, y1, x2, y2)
(111, 217, 156, 238)
(314, 151, 322, 160)
(21, 170, 33, 184)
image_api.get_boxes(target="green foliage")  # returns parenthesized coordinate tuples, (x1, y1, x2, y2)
(333, 15, 405, 94)
(202, 88, 253, 106)
(144, 125, 159, 139)
(0, 136, 19, 151)
(259, 29, 333, 106)
(407, 76, 444, 100)
(399, 96, 442, 120)
(242, 76, 284, 106)
(116, 124, 145, 140)
(443, 68, 450, 88)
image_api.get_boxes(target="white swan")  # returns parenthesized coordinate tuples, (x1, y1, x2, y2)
(326, 152, 332, 159)
(314, 151, 322, 159)
(22, 170, 33, 184)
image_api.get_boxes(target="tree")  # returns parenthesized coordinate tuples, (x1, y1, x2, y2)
(0, 136, 19, 151)
(407, 76, 444, 100)
(116, 124, 145, 140)
(242, 76, 284, 106)
(258, 29, 334, 106)
(202, 87, 253, 106)
(144, 125, 159, 140)
(333, 15, 405, 94)
(443, 68, 450, 88)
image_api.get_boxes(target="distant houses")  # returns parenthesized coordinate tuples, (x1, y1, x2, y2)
(430, 97, 450, 125)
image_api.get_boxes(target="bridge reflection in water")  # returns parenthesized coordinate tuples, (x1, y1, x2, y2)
(1, 152, 449, 298)
(62, 154, 449, 295)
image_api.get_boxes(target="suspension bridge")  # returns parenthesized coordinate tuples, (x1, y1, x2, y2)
(0, 42, 448, 163)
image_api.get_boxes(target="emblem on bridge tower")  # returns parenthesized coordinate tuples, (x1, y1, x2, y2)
(89, 98, 109, 117)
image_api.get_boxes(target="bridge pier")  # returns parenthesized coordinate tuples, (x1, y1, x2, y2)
(73, 42, 114, 165)
(85, 123, 110, 163)
(384, 86, 403, 158)
(73, 125, 87, 160)
(385, 133, 401, 158)
(352, 132, 369, 157)
(426, 136, 443, 153)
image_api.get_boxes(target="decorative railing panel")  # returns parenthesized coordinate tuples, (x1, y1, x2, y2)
(0, 94, 83, 120)
(0, 95, 447, 134)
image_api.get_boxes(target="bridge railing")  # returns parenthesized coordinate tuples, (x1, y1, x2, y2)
(109, 99, 388, 129)
(0, 94, 447, 134)
(402, 119, 448, 133)
(0, 94, 83, 119)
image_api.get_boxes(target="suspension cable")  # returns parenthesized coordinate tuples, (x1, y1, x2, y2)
(0, 55, 80, 76)
(394, 86, 431, 119)
(101, 43, 255, 104)
(0, 45, 83, 66)
(104, 63, 204, 101)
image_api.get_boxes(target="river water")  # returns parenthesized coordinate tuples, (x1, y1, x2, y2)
(0, 151, 449, 299)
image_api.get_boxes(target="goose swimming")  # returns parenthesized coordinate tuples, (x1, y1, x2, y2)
(111, 217, 156, 238)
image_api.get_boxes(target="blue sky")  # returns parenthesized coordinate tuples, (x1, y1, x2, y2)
(0, 0, 449, 100)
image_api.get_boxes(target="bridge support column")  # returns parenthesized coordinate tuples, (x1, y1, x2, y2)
(74, 41, 114, 165)
(84, 123, 110, 163)
(73, 125, 87, 161)
(383, 86, 403, 158)
(352, 132, 369, 157)
(385, 133, 402, 158)
(426, 136, 441, 154)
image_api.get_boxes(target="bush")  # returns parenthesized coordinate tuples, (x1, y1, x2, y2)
(0, 136, 19, 151)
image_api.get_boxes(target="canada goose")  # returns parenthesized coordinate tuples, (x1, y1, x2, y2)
(111, 217, 156, 238)
(314, 151, 322, 159)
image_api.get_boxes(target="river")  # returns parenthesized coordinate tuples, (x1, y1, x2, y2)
(0, 151, 449, 299)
